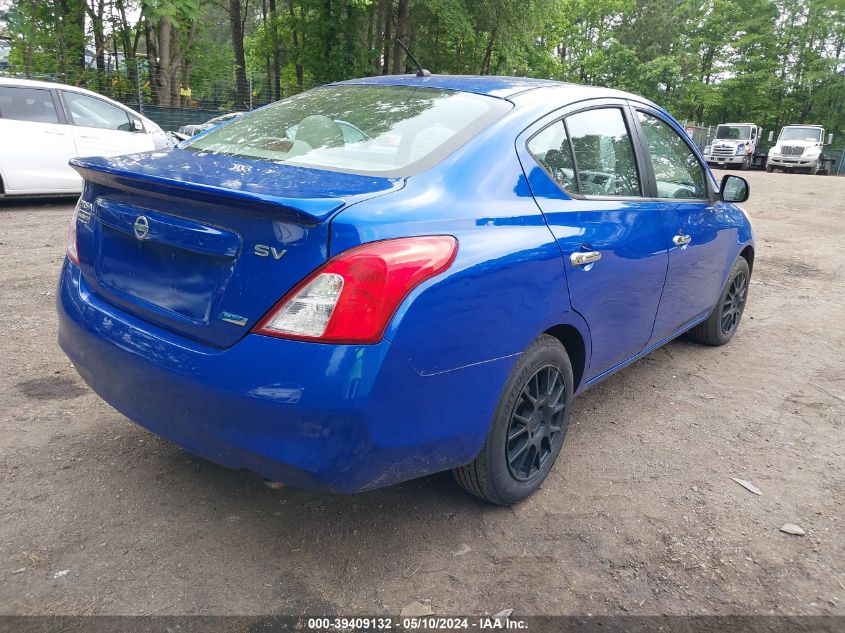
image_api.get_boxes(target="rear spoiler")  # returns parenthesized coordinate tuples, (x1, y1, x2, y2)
(70, 156, 345, 226)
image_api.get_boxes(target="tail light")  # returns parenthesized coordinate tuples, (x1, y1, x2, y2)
(66, 201, 80, 265)
(254, 236, 458, 344)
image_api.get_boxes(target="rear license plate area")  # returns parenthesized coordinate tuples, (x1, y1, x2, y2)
(97, 225, 231, 322)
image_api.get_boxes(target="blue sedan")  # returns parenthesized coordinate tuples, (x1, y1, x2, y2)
(57, 75, 753, 504)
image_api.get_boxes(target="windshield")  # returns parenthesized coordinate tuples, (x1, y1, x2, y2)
(187, 85, 511, 176)
(779, 127, 822, 142)
(715, 125, 751, 140)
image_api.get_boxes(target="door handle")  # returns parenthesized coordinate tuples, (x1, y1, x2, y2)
(673, 234, 692, 247)
(570, 251, 602, 266)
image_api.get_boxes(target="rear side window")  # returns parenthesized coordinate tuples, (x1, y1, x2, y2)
(637, 111, 706, 199)
(62, 91, 132, 131)
(565, 108, 641, 197)
(0, 86, 59, 124)
(527, 121, 577, 193)
(187, 85, 511, 177)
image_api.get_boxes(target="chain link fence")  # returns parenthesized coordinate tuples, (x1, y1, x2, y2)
(0, 57, 320, 131)
(4, 54, 844, 174)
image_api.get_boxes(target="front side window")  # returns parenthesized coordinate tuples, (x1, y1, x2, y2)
(0, 86, 59, 124)
(637, 111, 707, 199)
(527, 121, 577, 193)
(565, 108, 641, 197)
(188, 85, 511, 177)
(62, 92, 132, 131)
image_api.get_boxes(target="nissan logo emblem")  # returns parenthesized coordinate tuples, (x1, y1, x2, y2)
(133, 215, 150, 240)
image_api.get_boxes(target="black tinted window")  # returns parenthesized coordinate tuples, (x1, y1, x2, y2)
(0, 86, 59, 124)
(565, 108, 641, 197)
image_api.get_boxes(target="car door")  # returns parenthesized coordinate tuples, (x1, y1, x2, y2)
(632, 106, 738, 343)
(0, 85, 79, 193)
(518, 101, 669, 380)
(60, 90, 151, 158)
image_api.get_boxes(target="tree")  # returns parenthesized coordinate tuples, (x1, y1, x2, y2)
(1, 0, 842, 138)
(227, 0, 250, 109)
(143, 0, 200, 106)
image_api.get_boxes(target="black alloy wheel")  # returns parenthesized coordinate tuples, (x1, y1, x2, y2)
(506, 366, 566, 481)
(720, 270, 748, 335)
(687, 256, 751, 346)
(452, 334, 574, 505)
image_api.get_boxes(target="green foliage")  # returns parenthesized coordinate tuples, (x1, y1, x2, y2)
(142, 0, 200, 25)
(1, 0, 843, 137)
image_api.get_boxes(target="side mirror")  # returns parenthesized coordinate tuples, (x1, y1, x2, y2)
(131, 117, 145, 133)
(720, 174, 749, 203)
(827, 133, 833, 145)
(767, 130, 774, 142)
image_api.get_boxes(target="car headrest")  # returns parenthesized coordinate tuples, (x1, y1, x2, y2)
(294, 115, 344, 149)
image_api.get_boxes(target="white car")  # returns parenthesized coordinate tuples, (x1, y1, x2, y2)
(0, 78, 169, 197)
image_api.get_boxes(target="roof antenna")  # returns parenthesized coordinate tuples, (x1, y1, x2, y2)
(395, 39, 431, 77)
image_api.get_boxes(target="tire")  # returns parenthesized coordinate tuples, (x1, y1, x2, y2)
(740, 156, 750, 171)
(765, 164, 774, 173)
(452, 334, 574, 505)
(809, 162, 819, 175)
(687, 257, 750, 346)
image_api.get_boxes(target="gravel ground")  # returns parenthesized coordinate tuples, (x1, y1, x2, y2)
(0, 170, 843, 617)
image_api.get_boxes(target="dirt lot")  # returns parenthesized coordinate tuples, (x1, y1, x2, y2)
(0, 170, 843, 617)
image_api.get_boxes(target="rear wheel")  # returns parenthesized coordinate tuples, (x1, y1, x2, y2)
(687, 257, 750, 346)
(453, 334, 573, 505)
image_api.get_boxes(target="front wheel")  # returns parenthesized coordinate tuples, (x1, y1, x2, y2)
(453, 335, 573, 505)
(687, 257, 750, 346)
(765, 164, 774, 173)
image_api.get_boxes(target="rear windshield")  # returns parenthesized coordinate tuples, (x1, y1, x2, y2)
(186, 84, 511, 177)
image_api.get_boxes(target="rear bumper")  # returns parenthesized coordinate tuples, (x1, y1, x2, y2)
(57, 260, 510, 492)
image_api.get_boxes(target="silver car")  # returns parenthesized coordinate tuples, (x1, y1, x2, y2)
(177, 111, 245, 137)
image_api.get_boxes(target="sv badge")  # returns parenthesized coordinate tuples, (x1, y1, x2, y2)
(254, 244, 288, 260)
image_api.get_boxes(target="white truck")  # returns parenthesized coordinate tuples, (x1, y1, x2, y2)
(703, 123, 761, 170)
(766, 125, 834, 175)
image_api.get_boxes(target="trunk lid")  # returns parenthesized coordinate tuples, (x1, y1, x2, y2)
(71, 149, 401, 348)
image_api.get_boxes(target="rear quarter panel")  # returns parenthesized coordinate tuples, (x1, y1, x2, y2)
(330, 107, 591, 377)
